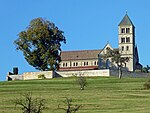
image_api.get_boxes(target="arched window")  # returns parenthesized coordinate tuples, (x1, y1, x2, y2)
(121, 37, 125, 43)
(87, 62, 88, 66)
(121, 46, 124, 51)
(94, 61, 97, 65)
(126, 46, 129, 51)
(73, 62, 76, 66)
(126, 37, 130, 43)
(84, 62, 86, 66)
(126, 28, 130, 33)
(121, 28, 125, 33)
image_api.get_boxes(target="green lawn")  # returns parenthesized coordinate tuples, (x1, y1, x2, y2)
(0, 76, 150, 113)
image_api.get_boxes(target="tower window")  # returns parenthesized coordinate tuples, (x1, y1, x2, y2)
(126, 37, 130, 43)
(121, 38, 125, 43)
(126, 46, 129, 51)
(121, 46, 124, 51)
(121, 28, 125, 33)
(126, 28, 130, 33)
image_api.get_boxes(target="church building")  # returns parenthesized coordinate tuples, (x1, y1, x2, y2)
(59, 14, 142, 72)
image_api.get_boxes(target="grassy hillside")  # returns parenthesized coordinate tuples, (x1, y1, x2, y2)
(0, 76, 150, 113)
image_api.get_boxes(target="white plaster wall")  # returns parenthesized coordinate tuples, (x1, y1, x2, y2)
(56, 69, 110, 77)
(7, 69, 110, 81)
(60, 59, 98, 68)
(7, 74, 23, 80)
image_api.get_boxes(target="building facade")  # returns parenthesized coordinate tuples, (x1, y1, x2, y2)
(118, 14, 142, 71)
(59, 50, 100, 71)
(59, 14, 142, 71)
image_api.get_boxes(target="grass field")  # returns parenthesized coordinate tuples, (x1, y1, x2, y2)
(0, 76, 150, 113)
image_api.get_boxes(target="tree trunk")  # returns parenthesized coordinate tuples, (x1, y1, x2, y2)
(118, 66, 122, 79)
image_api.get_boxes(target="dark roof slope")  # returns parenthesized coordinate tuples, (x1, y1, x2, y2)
(119, 14, 134, 26)
(60, 50, 101, 61)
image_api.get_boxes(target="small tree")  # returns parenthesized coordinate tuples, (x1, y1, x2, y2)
(14, 18, 66, 71)
(102, 48, 129, 79)
(58, 97, 81, 113)
(142, 65, 150, 73)
(76, 73, 87, 90)
(14, 92, 45, 113)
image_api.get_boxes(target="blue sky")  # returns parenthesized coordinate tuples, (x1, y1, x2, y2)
(0, 0, 150, 81)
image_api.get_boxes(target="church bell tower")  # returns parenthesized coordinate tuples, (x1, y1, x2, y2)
(118, 13, 135, 71)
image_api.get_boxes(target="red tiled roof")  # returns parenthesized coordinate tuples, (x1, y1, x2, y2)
(60, 50, 101, 61)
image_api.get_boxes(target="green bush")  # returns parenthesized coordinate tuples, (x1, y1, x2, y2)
(38, 74, 46, 79)
(144, 79, 150, 89)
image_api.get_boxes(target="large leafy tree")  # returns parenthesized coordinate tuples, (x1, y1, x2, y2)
(102, 48, 129, 79)
(14, 18, 66, 71)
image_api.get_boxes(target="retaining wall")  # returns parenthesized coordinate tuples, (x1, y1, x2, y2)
(55, 69, 110, 77)
(23, 71, 53, 80)
(110, 69, 150, 78)
(8, 69, 150, 81)
(7, 71, 53, 81)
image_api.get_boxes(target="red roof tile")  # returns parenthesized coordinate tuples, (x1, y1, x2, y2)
(60, 50, 101, 61)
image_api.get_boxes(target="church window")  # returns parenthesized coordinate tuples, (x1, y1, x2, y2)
(84, 62, 86, 66)
(126, 28, 130, 33)
(121, 28, 125, 33)
(94, 61, 97, 65)
(63, 63, 65, 67)
(63, 63, 67, 67)
(76, 62, 78, 66)
(126, 46, 129, 51)
(84, 62, 88, 66)
(126, 37, 130, 43)
(73, 62, 76, 66)
(121, 38, 125, 43)
(121, 46, 124, 51)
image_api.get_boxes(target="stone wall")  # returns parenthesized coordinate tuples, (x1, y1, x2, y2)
(110, 69, 150, 78)
(7, 71, 53, 81)
(55, 69, 110, 77)
(23, 71, 53, 80)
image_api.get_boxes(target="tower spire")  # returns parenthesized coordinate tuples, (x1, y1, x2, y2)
(118, 13, 134, 26)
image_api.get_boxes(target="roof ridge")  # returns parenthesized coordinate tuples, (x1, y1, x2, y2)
(61, 49, 101, 52)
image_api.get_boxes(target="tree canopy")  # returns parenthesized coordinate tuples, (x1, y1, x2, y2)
(103, 47, 129, 68)
(101, 47, 129, 78)
(14, 18, 66, 71)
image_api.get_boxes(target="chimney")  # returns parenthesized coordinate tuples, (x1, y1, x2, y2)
(13, 67, 18, 75)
